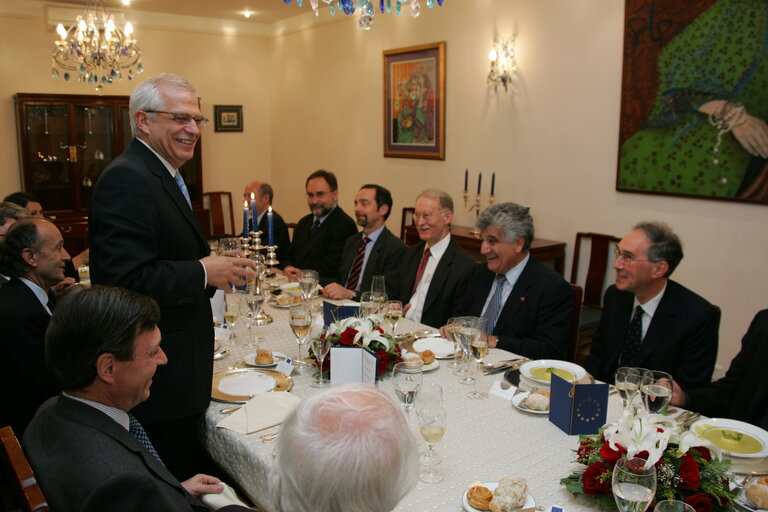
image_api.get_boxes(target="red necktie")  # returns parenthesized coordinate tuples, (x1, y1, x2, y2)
(411, 247, 431, 294)
(345, 236, 371, 291)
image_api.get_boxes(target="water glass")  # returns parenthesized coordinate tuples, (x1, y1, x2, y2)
(309, 332, 331, 388)
(641, 370, 674, 414)
(615, 367, 644, 410)
(392, 362, 422, 418)
(653, 501, 694, 512)
(612, 456, 657, 512)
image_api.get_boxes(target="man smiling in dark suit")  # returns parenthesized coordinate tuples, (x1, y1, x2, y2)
(585, 222, 719, 388)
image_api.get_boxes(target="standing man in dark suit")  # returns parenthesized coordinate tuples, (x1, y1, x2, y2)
(670, 309, 768, 429)
(323, 184, 406, 300)
(398, 189, 475, 328)
(283, 169, 357, 286)
(449, 203, 573, 360)
(89, 73, 253, 480)
(23, 285, 251, 512)
(0, 218, 70, 435)
(585, 222, 719, 388)
(243, 180, 291, 266)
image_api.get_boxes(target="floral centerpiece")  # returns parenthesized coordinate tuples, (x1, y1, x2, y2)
(311, 316, 402, 377)
(560, 406, 735, 511)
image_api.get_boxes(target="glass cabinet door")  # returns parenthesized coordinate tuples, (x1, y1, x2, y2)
(75, 105, 114, 210)
(24, 104, 74, 211)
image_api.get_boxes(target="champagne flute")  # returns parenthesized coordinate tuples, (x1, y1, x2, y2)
(360, 291, 377, 317)
(457, 317, 483, 385)
(392, 362, 422, 419)
(641, 370, 674, 414)
(615, 367, 643, 410)
(245, 292, 264, 330)
(371, 275, 386, 295)
(385, 300, 403, 336)
(288, 302, 312, 367)
(417, 383, 443, 466)
(298, 269, 319, 302)
(466, 317, 489, 400)
(223, 292, 241, 338)
(445, 316, 466, 371)
(220, 237, 244, 291)
(309, 331, 331, 388)
(416, 404, 446, 484)
(654, 501, 694, 512)
(370, 291, 387, 316)
(612, 456, 657, 512)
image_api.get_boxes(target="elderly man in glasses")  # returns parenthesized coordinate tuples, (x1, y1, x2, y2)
(585, 221, 719, 388)
(89, 73, 254, 480)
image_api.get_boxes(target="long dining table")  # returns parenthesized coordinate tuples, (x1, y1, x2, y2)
(203, 297, 624, 512)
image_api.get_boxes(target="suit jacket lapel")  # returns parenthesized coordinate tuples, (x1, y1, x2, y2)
(339, 233, 362, 285)
(403, 241, 426, 296)
(423, 239, 455, 313)
(636, 288, 676, 365)
(493, 258, 535, 333)
(361, 228, 391, 286)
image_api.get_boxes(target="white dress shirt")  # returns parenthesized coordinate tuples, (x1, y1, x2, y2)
(405, 234, 451, 322)
(633, 282, 667, 340)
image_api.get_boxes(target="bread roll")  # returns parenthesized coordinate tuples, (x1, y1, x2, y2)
(467, 485, 493, 510)
(523, 391, 550, 411)
(420, 350, 435, 365)
(255, 349, 274, 365)
(489, 478, 527, 512)
(746, 482, 768, 509)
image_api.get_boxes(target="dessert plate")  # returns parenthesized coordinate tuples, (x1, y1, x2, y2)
(461, 482, 535, 512)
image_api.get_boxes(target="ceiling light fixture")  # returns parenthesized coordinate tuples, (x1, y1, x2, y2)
(283, 0, 445, 30)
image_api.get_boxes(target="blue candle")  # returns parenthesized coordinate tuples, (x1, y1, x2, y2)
(242, 201, 249, 238)
(477, 172, 482, 194)
(491, 172, 496, 196)
(250, 193, 257, 233)
(464, 169, 468, 192)
(267, 206, 274, 246)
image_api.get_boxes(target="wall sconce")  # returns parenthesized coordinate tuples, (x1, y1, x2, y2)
(488, 38, 516, 93)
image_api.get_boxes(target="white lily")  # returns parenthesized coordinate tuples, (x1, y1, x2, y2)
(603, 408, 676, 467)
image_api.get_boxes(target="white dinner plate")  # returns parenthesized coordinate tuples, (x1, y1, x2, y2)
(520, 359, 586, 385)
(412, 337, 455, 359)
(690, 418, 768, 458)
(422, 360, 439, 372)
(243, 351, 287, 368)
(511, 392, 549, 415)
(461, 482, 535, 512)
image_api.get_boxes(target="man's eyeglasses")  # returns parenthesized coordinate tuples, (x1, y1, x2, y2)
(306, 191, 331, 199)
(613, 247, 655, 265)
(145, 110, 209, 127)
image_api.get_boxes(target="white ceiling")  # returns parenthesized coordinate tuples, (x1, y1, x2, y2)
(45, 0, 316, 24)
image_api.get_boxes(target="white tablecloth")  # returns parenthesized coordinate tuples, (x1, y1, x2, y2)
(203, 301, 624, 512)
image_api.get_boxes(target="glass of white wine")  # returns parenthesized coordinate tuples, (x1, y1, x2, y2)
(612, 456, 656, 512)
(466, 317, 489, 400)
(385, 300, 403, 336)
(359, 292, 377, 318)
(641, 370, 673, 414)
(288, 302, 313, 368)
(298, 269, 319, 302)
(392, 362, 422, 419)
(370, 291, 387, 316)
(223, 292, 241, 338)
(445, 316, 468, 371)
(309, 331, 331, 388)
(416, 404, 446, 484)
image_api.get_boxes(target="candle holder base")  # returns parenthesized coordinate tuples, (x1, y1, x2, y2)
(253, 312, 273, 325)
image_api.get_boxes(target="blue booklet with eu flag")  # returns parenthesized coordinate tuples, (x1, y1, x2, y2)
(322, 301, 360, 327)
(549, 374, 608, 435)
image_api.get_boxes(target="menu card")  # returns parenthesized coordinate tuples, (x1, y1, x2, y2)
(323, 301, 360, 326)
(330, 346, 377, 385)
(549, 374, 608, 435)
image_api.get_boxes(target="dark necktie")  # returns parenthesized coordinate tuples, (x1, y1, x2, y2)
(174, 172, 192, 209)
(411, 247, 432, 294)
(482, 274, 507, 335)
(311, 217, 321, 236)
(128, 414, 164, 465)
(621, 305, 644, 366)
(346, 236, 371, 291)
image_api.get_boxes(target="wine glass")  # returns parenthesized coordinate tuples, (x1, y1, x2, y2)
(385, 300, 403, 335)
(371, 275, 386, 295)
(219, 237, 244, 291)
(445, 316, 467, 371)
(392, 362, 422, 419)
(244, 292, 264, 330)
(457, 317, 484, 386)
(641, 370, 673, 414)
(466, 317, 489, 400)
(309, 331, 331, 388)
(223, 292, 241, 338)
(298, 269, 319, 302)
(653, 501, 694, 512)
(612, 456, 657, 512)
(360, 292, 377, 317)
(417, 383, 443, 465)
(615, 367, 644, 410)
(370, 291, 387, 315)
(288, 302, 312, 368)
(416, 404, 446, 484)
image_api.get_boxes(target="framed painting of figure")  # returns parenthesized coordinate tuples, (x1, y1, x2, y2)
(383, 42, 446, 160)
(616, 0, 768, 204)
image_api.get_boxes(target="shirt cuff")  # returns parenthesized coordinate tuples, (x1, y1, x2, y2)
(200, 260, 208, 289)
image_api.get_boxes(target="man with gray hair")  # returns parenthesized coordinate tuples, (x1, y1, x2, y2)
(585, 221, 718, 388)
(451, 202, 573, 359)
(274, 384, 418, 512)
(89, 73, 255, 479)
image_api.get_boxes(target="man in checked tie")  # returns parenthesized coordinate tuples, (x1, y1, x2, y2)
(23, 285, 251, 511)
(448, 202, 573, 359)
(322, 184, 406, 300)
(585, 222, 719, 388)
(89, 73, 254, 479)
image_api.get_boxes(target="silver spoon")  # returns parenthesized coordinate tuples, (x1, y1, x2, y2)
(213, 349, 229, 360)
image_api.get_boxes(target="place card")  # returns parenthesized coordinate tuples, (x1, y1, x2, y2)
(549, 374, 608, 435)
(489, 380, 516, 401)
(329, 346, 377, 385)
(275, 358, 294, 375)
(323, 301, 360, 327)
(214, 326, 231, 343)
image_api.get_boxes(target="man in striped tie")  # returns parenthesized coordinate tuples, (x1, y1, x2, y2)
(323, 184, 406, 300)
(23, 285, 251, 511)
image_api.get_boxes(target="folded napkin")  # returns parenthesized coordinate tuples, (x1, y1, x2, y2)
(217, 391, 301, 434)
(200, 481, 253, 510)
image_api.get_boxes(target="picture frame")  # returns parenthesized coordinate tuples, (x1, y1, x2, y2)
(616, 0, 768, 204)
(213, 105, 243, 132)
(383, 42, 446, 160)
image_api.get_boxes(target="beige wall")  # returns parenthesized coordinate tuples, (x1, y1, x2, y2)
(2, 1, 766, 374)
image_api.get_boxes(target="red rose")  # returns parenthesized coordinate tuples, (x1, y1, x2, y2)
(679, 453, 701, 490)
(577, 440, 593, 463)
(375, 325, 385, 334)
(375, 350, 390, 376)
(339, 328, 357, 346)
(582, 462, 611, 496)
(684, 493, 713, 512)
(600, 442, 626, 464)
(634, 450, 649, 461)
(691, 446, 712, 462)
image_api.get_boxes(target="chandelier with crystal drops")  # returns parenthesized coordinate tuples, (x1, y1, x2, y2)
(283, 0, 444, 30)
(51, 2, 143, 90)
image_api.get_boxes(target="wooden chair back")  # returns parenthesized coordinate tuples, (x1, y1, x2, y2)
(570, 232, 621, 309)
(202, 191, 236, 238)
(564, 284, 584, 363)
(400, 207, 415, 242)
(0, 426, 50, 512)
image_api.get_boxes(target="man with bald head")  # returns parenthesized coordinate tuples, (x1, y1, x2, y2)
(0, 218, 70, 435)
(243, 180, 290, 265)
